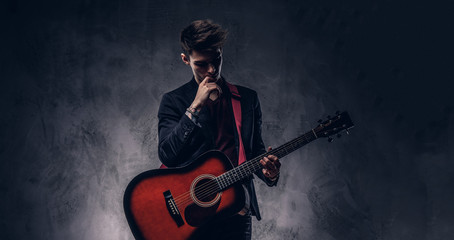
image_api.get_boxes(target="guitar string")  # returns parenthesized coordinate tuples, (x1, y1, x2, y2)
(175, 119, 351, 208)
(173, 155, 262, 208)
(172, 136, 300, 206)
(170, 132, 315, 207)
(175, 152, 290, 208)
(175, 149, 299, 208)
(174, 156, 264, 209)
(171, 143, 273, 205)
(172, 151, 267, 208)
(172, 133, 316, 208)
(172, 133, 315, 208)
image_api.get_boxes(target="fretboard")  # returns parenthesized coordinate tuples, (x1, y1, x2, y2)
(215, 129, 318, 190)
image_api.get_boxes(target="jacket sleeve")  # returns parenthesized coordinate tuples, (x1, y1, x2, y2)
(157, 93, 200, 167)
(251, 92, 279, 187)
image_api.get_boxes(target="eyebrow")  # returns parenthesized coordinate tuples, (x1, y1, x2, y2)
(194, 56, 221, 64)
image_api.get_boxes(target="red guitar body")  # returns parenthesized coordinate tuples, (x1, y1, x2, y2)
(123, 151, 247, 240)
(124, 112, 355, 239)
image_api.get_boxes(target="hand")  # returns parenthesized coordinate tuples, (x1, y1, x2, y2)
(191, 76, 222, 110)
(260, 146, 281, 180)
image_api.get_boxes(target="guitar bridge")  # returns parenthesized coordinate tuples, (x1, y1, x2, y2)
(163, 190, 184, 227)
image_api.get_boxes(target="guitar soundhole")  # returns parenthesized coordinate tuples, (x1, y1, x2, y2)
(194, 178, 217, 202)
(190, 174, 222, 207)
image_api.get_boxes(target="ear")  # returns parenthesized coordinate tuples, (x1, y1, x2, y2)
(181, 53, 190, 65)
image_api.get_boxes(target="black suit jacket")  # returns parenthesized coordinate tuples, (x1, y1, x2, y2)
(157, 78, 278, 220)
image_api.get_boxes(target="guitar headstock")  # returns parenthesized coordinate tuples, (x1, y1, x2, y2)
(314, 111, 354, 142)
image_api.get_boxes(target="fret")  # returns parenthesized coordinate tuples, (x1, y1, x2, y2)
(212, 112, 352, 193)
(215, 130, 319, 190)
(239, 165, 245, 179)
(220, 175, 225, 189)
(283, 148, 289, 156)
(218, 175, 223, 189)
(235, 167, 241, 181)
(215, 178, 222, 190)
(303, 133, 309, 144)
(222, 174, 227, 188)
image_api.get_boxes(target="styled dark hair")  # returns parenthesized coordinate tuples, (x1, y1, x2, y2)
(180, 19, 228, 56)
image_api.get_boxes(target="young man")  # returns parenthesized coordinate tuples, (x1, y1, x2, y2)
(157, 19, 281, 240)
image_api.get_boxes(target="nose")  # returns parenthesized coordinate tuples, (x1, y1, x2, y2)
(208, 63, 216, 74)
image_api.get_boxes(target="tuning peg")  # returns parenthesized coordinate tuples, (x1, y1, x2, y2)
(328, 137, 334, 142)
(337, 134, 342, 138)
(345, 130, 350, 135)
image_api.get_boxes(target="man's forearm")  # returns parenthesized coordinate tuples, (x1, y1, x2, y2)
(158, 108, 200, 167)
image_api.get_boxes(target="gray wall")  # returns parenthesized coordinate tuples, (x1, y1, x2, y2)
(1, 0, 453, 239)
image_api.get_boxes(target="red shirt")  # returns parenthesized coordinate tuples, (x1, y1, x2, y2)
(206, 86, 238, 166)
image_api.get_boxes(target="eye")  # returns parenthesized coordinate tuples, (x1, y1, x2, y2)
(195, 62, 208, 67)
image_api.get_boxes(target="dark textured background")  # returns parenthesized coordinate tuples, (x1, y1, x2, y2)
(1, 0, 453, 239)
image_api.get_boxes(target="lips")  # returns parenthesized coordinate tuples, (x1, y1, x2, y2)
(205, 75, 219, 82)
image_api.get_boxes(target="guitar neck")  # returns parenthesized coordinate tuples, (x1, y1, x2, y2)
(215, 129, 318, 190)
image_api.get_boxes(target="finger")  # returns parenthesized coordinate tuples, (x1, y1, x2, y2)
(200, 76, 211, 85)
(260, 158, 266, 167)
(207, 85, 221, 96)
(274, 159, 281, 169)
(267, 146, 272, 152)
(268, 158, 280, 170)
(205, 76, 215, 82)
(262, 168, 269, 176)
(260, 157, 273, 169)
(216, 84, 222, 94)
(262, 157, 280, 177)
(206, 83, 220, 89)
(264, 158, 277, 171)
(268, 156, 280, 169)
(267, 155, 279, 167)
(262, 167, 276, 178)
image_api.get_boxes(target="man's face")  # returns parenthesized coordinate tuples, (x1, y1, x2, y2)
(181, 48, 223, 84)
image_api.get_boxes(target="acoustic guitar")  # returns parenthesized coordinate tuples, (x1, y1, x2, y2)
(124, 111, 354, 239)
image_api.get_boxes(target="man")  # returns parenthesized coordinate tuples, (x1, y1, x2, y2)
(157, 19, 281, 240)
